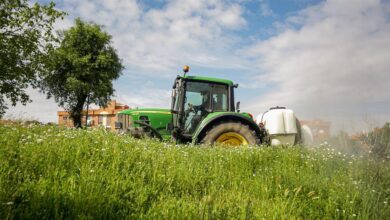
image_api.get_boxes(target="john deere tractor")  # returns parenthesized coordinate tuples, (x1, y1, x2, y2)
(115, 66, 265, 146)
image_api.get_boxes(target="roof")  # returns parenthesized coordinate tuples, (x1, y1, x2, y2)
(183, 75, 234, 86)
(57, 100, 129, 116)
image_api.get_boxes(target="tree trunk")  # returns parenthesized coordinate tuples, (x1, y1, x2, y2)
(72, 111, 82, 128)
(70, 94, 87, 128)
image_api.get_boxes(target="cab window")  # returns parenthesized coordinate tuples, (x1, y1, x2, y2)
(212, 84, 228, 111)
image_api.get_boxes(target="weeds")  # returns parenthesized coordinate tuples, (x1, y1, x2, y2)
(0, 123, 389, 219)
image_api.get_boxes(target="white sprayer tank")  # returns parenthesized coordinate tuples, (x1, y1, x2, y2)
(257, 107, 298, 146)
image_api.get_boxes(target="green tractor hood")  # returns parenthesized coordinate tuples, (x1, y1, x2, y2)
(117, 108, 172, 140)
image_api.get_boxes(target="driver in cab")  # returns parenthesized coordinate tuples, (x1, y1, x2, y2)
(188, 90, 212, 117)
(185, 90, 213, 133)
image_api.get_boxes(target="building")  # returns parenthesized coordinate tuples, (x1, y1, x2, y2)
(300, 119, 331, 141)
(57, 100, 129, 130)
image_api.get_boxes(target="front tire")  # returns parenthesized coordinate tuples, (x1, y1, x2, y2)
(201, 122, 260, 146)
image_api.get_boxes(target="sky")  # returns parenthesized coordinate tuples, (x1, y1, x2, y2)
(5, 0, 390, 134)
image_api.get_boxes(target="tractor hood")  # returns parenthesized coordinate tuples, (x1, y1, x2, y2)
(117, 108, 172, 140)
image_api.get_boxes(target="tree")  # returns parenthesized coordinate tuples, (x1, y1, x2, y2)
(0, 0, 64, 117)
(41, 19, 123, 128)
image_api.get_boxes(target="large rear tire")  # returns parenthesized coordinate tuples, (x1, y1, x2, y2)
(201, 122, 260, 146)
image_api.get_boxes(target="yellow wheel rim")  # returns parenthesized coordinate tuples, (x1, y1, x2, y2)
(215, 132, 248, 146)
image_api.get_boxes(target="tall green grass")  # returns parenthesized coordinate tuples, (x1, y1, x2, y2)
(0, 123, 389, 219)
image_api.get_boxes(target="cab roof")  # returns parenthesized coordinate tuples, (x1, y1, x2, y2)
(182, 75, 234, 86)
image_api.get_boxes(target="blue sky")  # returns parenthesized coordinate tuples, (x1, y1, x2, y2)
(7, 0, 390, 133)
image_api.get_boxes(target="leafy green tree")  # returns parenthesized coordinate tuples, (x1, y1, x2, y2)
(41, 19, 123, 128)
(0, 0, 64, 117)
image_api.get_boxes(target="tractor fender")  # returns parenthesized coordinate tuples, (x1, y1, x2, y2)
(192, 112, 263, 144)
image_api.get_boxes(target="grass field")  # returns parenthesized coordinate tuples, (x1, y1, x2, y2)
(0, 123, 389, 219)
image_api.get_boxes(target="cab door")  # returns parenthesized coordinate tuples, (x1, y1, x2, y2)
(182, 81, 229, 135)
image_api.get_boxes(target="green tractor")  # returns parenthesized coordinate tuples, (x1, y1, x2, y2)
(115, 66, 265, 146)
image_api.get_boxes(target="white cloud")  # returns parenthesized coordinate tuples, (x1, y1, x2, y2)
(60, 0, 248, 75)
(259, 2, 275, 17)
(116, 87, 171, 109)
(245, 0, 390, 132)
(4, 89, 60, 123)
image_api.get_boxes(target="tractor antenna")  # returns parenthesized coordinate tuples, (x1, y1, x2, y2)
(183, 65, 190, 77)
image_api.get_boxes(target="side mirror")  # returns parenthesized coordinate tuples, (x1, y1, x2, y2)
(236, 101, 240, 112)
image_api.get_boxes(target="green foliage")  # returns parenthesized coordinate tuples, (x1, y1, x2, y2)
(0, 124, 389, 219)
(361, 122, 390, 159)
(41, 18, 123, 128)
(0, 0, 64, 117)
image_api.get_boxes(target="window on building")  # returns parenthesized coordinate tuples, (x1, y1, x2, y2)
(63, 116, 68, 121)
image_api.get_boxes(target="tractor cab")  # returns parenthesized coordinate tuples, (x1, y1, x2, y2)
(170, 66, 239, 142)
